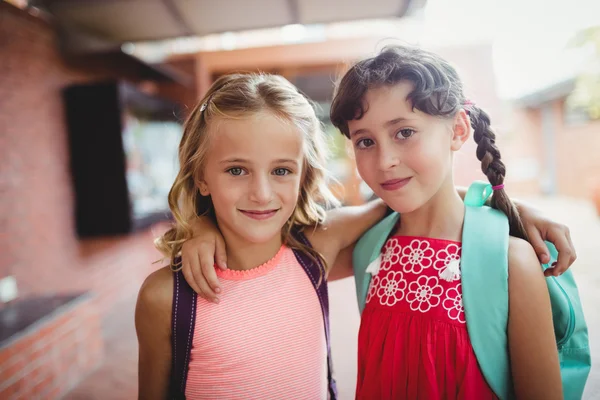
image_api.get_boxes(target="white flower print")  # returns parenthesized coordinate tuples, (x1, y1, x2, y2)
(443, 284, 466, 323)
(435, 244, 462, 282)
(381, 238, 402, 271)
(376, 271, 407, 306)
(400, 240, 435, 274)
(366, 253, 382, 276)
(366, 276, 381, 304)
(406, 275, 444, 312)
(434, 244, 461, 272)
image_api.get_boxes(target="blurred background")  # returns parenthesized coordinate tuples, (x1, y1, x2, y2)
(0, 0, 598, 398)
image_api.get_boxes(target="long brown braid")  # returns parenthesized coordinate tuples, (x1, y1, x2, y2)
(467, 104, 528, 240)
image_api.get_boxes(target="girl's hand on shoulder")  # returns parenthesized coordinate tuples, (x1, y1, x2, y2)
(518, 203, 576, 276)
(181, 217, 228, 303)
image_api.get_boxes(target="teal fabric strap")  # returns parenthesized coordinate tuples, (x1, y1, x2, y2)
(462, 182, 514, 399)
(353, 212, 399, 314)
(464, 180, 494, 207)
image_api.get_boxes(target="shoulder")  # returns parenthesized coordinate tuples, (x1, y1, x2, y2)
(505, 239, 563, 399)
(508, 237, 541, 274)
(507, 236, 546, 293)
(138, 266, 173, 309)
(136, 266, 173, 331)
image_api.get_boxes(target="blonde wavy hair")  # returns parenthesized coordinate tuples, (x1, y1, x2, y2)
(155, 73, 339, 278)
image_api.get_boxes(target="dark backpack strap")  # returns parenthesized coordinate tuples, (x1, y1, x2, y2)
(291, 231, 338, 400)
(170, 261, 198, 400)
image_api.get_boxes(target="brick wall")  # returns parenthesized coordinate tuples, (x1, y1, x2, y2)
(505, 99, 600, 199)
(497, 106, 546, 196)
(553, 100, 600, 198)
(0, 4, 184, 396)
(0, 296, 103, 398)
(0, 2, 176, 300)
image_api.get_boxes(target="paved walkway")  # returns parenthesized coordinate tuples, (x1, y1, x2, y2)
(65, 197, 600, 400)
(64, 297, 138, 400)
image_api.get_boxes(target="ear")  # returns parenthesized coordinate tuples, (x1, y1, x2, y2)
(450, 109, 471, 151)
(195, 177, 210, 196)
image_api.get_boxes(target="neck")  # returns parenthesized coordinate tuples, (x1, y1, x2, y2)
(394, 178, 465, 242)
(216, 220, 283, 271)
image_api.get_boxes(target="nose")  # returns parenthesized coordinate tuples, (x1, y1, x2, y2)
(248, 174, 274, 204)
(378, 144, 400, 172)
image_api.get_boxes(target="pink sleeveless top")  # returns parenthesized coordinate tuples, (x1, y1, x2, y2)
(185, 245, 328, 399)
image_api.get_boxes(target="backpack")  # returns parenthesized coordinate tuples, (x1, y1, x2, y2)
(169, 230, 338, 400)
(352, 181, 591, 400)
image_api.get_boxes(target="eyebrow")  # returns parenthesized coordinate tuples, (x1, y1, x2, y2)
(220, 158, 247, 164)
(219, 158, 299, 165)
(349, 117, 411, 137)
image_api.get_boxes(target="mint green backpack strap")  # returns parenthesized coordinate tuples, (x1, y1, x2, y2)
(543, 242, 591, 400)
(352, 212, 400, 314)
(462, 181, 515, 400)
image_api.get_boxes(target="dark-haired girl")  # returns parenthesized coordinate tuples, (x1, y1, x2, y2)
(330, 45, 562, 400)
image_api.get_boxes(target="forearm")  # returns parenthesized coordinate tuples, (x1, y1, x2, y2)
(325, 198, 388, 250)
(327, 243, 355, 281)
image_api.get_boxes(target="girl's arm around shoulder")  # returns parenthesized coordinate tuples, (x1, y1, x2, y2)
(507, 237, 563, 400)
(307, 199, 388, 274)
(135, 267, 173, 400)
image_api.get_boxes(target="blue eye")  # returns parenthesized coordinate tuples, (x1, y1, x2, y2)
(227, 167, 245, 176)
(273, 168, 291, 176)
(356, 138, 375, 149)
(396, 128, 416, 140)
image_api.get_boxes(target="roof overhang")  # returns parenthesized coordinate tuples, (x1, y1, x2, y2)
(34, 0, 421, 43)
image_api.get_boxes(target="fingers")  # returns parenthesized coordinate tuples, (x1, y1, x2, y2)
(181, 241, 221, 303)
(192, 258, 220, 303)
(545, 225, 577, 276)
(566, 228, 576, 261)
(200, 250, 221, 298)
(181, 258, 203, 295)
(526, 227, 551, 265)
(215, 236, 228, 270)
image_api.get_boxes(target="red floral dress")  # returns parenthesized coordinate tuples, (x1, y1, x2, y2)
(356, 236, 498, 400)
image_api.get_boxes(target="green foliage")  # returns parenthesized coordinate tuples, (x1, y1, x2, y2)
(568, 26, 600, 119)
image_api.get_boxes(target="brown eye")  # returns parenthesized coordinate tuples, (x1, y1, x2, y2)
(396, 129, 416, 140)
(356, 138, 374, 149)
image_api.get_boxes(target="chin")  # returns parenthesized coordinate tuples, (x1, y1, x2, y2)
(237, 225, 284, 244)
(380, 194, 424, 215)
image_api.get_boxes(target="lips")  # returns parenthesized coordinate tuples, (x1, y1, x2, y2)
(380, 177, 412, 191)
(239, 209, 279, 220)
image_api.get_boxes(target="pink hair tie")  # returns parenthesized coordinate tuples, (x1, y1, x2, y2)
(463, 100, 475, 115)
(492, 184, 505, 191)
